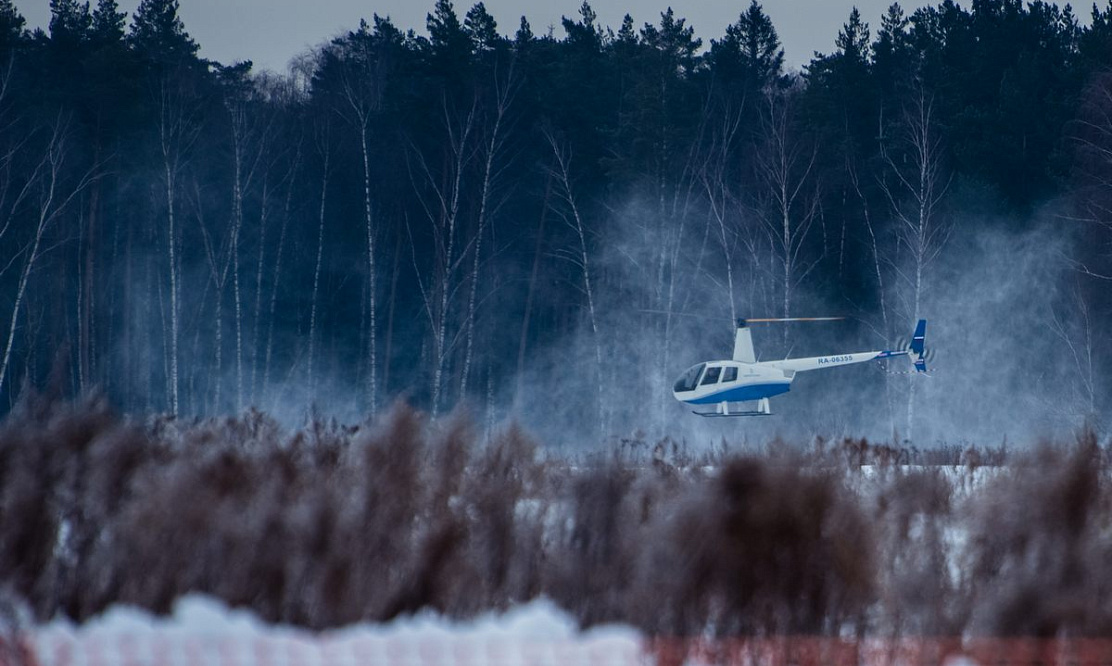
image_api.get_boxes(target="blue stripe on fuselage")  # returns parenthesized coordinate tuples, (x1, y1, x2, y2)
(686, 382, 791, 404)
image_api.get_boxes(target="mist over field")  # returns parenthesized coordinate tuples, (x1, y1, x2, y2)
(519, 205, 1088, 449)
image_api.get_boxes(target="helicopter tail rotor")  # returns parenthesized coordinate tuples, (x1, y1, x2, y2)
(909, 319, 928, 372)
(886, 320, 933, 374)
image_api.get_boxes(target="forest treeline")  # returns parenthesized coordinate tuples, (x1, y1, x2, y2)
(0, 0, 1109, 434)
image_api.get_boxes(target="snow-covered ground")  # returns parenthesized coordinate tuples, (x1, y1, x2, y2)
(30, 595, 644, 666)
(25, 592, 1111, 665)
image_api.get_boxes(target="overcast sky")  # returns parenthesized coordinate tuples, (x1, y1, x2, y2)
(22, 0, 933, 73)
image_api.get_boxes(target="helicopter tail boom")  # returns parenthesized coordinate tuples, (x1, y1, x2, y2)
(765, 350, 898, 373)
(762, 319, 928, 374)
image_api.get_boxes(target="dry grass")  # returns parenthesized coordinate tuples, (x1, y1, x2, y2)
(0, 395, 1109, 637)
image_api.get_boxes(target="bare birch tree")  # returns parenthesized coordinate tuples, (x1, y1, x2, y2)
(262, 133, 302, 401)
(1048, 280, 1098, 426)
(698, 101, 778, 330)
(460, 59, 517, 402)
(334, 30, 387, 418)
(653, 122, 705, 430)
(222, 70, 268, 411)
(195, 181, 234, 413)
(0, 119, 97, 397)
(754, 88, 821, 349)
(406, 97, 477, 418)
(249, 149, 275, 403)
(1060, 71, 1112, 428)
(307, 120, 331, 393)
(545, 129, 604, 435)
(848, 159, 889, 331)
(700, 104, 745, 324)
(156, 75, 201, 415)
(878, 88, 951, 441)
(513, 173, 551, 414)
(1071, 71, 1112, 238)
(849, 158, 898, 434)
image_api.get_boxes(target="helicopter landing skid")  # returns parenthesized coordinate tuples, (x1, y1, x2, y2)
(693, 410, 771, 418)
(692, 398, 772, 418)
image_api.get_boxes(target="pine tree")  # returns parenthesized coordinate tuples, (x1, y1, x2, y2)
(805, 7, 875, 156)
(47, 0, 95, 114)
(562, 1, 603, 52)
(90, 0, 126, 45)
(464, 2, 499, 53)
(836, 7, 872, 64)
(1079, 2, 1112, 70)
(711, 0, 784, 94)
(615, 14, 637, 46)
(49, 0, 92, 44)
(874, 4, 912, 73)
(641, 7, 701, 76)
(428, 0, 470, 56)
(426, 0, 471, 81)
(873, 3, 915, 108)
(513, 15, 533, 52)
(0, 0, 25, 52)
(129, 0, 199, 64)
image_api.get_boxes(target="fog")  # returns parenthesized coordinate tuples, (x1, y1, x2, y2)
(505, 199, 1095, 450)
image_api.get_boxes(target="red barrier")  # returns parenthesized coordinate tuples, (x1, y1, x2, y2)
(646, 637, 1112, 666)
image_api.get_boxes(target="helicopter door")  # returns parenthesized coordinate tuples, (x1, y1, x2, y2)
(700, 366, 722, 386)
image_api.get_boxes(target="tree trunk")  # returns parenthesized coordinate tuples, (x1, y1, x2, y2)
(360, 124, 377, 417)
(460, 96, 507, 403)
(382, 229, 401, 398)
(164, 161, 179, 414)
(264, 140, 301, 400)
(0, 182, 54, 396)
(548, 133, 605, 437)
(308, 134, 330, 392)
(232, 136, 244, 412)
(514, 174, 552, 413)
(251, 175, 271, 403)
(79, 144, 100, 393)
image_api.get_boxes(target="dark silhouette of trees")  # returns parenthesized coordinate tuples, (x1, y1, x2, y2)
(711, 0, 785, 98)
(0, 1, 24, 52)
(129, 0, 197, 65)
(0, 0, 1105, 437)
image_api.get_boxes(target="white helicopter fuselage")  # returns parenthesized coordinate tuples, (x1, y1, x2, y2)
(672, 318, 925, 415)
(673, 351, 899, 406)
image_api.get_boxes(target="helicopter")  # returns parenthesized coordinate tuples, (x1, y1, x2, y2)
(673, 317, 927, 417)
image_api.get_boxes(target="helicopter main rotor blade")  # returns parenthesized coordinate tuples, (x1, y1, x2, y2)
(638, 309, 733, 322)
(744, 317, 846, 323)
(639, 311, 848, 325)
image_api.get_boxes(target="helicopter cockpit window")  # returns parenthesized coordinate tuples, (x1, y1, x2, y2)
(673, 363, 705, 393)
(722, 366, 738, 383)
(700, 366, 722, 386)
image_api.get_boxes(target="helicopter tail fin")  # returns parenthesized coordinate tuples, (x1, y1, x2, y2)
(909, 319, 927, 372)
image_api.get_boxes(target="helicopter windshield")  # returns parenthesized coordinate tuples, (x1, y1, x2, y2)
(673, 363, 706, 393)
